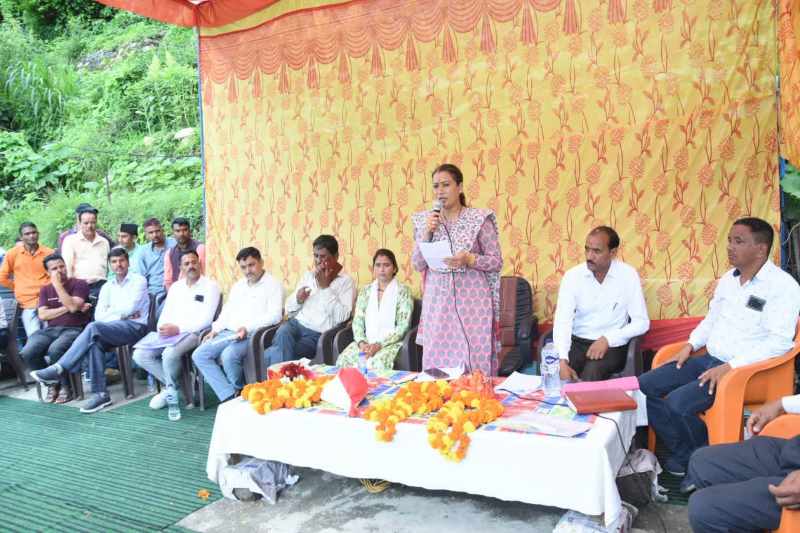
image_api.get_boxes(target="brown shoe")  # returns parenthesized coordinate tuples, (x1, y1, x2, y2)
(45, 384, 60, 403)
(55, 386, 74, 404)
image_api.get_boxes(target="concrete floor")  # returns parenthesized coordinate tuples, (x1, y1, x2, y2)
(178, 467, 691, 533)
(0, 373, 691, 532)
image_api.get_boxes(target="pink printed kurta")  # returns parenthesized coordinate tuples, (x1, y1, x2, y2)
(411, 207, 503, 375)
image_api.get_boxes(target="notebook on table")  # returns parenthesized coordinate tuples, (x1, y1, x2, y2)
(565, 388, 637, 414)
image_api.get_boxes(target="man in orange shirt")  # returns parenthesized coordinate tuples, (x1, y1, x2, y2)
(0, 222, 54, 336)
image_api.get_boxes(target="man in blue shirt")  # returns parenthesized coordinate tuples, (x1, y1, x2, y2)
(134, 218, 176, 302)
(31, 247, 150, 413)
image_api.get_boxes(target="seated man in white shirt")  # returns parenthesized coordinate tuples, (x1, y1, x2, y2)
(193, 247, 283, 402)
(639, 217, 800, 476)
(132, 250, 220, 412)
(554, 226, 649, 382)
(264, 235, 354, 368)
(685, 395, 800, 532)
(30, 247, 150, 414)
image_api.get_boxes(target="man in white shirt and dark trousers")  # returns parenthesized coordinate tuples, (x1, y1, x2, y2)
(554, 226, 650, 381)
(639, 217, 800, 476)
(193, 247, 283, 402)
(132, 250, 220, 411)
(30, 247, 150, 414)
(264, 235, 354, 367)
(685, 394, 800, 532)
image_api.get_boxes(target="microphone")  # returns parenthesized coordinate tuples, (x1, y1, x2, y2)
(432, 199, 442, 214)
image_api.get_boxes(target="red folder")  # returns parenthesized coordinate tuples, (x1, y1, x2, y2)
(565, 389, 637, 414)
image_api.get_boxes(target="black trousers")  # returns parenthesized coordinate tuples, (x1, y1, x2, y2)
(687, 435, 800, 532)
(567, 335, 628, 381)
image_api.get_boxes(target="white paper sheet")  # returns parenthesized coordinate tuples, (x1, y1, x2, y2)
(493, 412, 593, 438)
(418, 240, 453, 270)
(494, 372, 542, 395)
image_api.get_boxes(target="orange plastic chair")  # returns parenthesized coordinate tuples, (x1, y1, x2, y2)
(647, 319, 800, 451)
(760, 414, 800, 533)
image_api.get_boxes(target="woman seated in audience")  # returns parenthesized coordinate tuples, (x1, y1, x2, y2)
(336, 249, 413, 371)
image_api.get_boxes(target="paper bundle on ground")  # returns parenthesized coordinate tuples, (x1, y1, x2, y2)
(321, 368, 368, 416)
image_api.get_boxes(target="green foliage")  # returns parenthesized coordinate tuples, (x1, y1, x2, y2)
(783, 162, 800, 222)
(0, 0, 112, 38)
(0, 186, 204, 248)
(0, 19, 76, 146)
(0, 131, 83, 203)
(0, 9, 203, 249)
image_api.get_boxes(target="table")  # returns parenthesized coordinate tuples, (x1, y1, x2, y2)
(207, 372, 636, 526)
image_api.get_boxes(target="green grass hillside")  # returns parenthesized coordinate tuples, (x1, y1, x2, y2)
(0, 4, 202, 247)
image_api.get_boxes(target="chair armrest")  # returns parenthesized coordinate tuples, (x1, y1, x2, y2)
(243, 326, 270, 383)
(618, 334, 644, 377)
(760, 414, 800, 439)
(535, 326, 553, 363)
(651, 341, 707, 369)
(314, 321, 350, 366)
(333, 326, 354, 361)
(712, 350, 798, 417)
(257, 323, 282, 380)
(397, 327, 419, 371)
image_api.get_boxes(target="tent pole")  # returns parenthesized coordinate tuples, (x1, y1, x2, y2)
(195, 26, 208, 240)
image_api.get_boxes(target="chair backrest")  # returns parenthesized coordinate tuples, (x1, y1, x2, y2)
(497, 276, 535, 375)
(410, 298, 422, 329)
(147, 294, 158, 332)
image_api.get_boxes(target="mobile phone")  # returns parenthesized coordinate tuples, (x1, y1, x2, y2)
(423, 368, 449, 379)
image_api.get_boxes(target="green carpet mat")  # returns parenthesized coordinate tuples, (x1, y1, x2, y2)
(654, 440, 688, 506)
(0, 393, 222, 532)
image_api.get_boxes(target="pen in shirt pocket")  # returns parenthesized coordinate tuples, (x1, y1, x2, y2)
(612, 302, 618, 311)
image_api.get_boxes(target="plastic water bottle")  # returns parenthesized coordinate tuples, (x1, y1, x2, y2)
(358, 351, 368, 376)
(540, 342, 562, 397)
(146, 374, 156, 393)
(166, 388, 181, 421)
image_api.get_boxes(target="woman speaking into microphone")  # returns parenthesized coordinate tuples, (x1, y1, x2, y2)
(411, 163, 503, 375)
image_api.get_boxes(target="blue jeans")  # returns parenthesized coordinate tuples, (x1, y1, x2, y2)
(132, 333, 199, 392)
(263, 318, 320, 367)
(639, 354, 725, 468)
(56, 320, 148, 394)
(192, 330, 249, 401)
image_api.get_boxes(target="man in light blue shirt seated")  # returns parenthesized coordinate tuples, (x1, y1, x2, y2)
(31, 247, 150, 414)
(134, 217, 176, 301)
(639, 217, 800, 476)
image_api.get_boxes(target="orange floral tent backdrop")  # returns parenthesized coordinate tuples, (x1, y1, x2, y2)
(195, 0, 779, 329)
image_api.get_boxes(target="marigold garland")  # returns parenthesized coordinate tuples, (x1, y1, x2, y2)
(241, 375, 334, 414)
(426, 390, 505, 462)
(362, 380, 453, 442)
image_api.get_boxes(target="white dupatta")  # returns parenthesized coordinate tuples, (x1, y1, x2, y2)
(365, 278, 399, 344)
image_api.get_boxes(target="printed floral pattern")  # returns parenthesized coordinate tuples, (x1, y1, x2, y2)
(200, 0, 779, 323)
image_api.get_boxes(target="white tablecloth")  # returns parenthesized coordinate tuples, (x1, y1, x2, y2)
(207, 399, 636, 525)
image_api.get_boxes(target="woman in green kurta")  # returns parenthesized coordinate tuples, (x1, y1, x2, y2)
(336, 249, 413, 370)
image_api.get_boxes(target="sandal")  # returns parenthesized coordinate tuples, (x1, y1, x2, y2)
(45, 384, 61, 403)
(55, 387, 74, 404)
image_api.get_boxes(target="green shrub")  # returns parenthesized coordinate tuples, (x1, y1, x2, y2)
(0, 186, 204, 248)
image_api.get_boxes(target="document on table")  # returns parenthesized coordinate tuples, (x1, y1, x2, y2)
(494, 372, 542, 395)
(493, 412, 593, 438)
(418, 240, 453, 270)
(134, 331, 191, 350)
